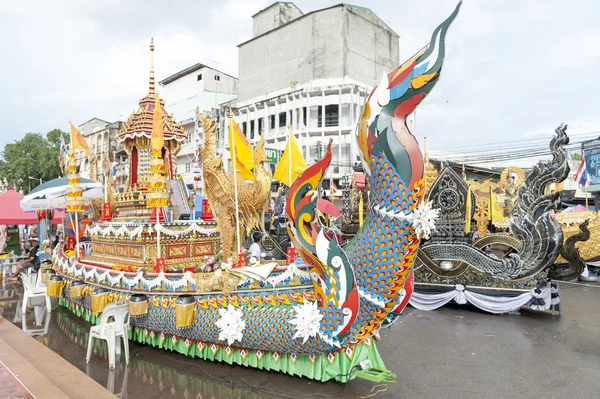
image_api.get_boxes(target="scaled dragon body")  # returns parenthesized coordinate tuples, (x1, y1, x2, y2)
(285, 2, 460, 341)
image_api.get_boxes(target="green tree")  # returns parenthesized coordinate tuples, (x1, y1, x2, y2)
(0, 129, 70, 193)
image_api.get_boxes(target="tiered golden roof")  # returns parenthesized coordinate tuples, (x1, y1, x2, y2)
(117, 39, 186, 143)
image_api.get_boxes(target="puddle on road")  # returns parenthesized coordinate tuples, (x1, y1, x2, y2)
(0, 282, 282, 399)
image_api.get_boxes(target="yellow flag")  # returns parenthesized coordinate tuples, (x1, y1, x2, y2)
(359, 194, 364, 227)
(69, 122, 91, 156)
(151, 96, 164, 153)
(488, 187, 504, 224)
(228, 119, 255, 181)
(273, 132, 307, 187)
(465, 187, 472, 233)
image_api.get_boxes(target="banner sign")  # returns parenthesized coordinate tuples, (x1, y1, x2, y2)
(582, 139, 600, 190)
(265, 148, 281, 164)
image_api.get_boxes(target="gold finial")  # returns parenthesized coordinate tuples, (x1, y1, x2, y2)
(149, 37, 155, 95)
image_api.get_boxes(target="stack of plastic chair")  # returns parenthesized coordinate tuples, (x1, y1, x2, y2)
(20, 271, 52, 315)
(86, 301, 130, 368)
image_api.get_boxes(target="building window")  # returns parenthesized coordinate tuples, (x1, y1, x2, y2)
(278, 112, 286, 128)
(242, 122, 247, 134)
(214, 75, 220, 81)
(270, 115, 276, 129)
(197, 74, 202, 81)
(185, 162, 191, 173)
(302, 107, 307, 126)
(258, 119, 263, 136)
(318, 105, 339, 127)
(250, 120, 255, 139)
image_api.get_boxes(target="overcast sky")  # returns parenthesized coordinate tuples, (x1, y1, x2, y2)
(1, 0, 599, 164)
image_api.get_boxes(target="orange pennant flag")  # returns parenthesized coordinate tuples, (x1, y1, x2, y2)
(69, 122, 91, 156)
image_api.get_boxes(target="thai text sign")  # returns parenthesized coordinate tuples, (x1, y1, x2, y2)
(265, 148, 281, 164)
(583, 139, 600, 189)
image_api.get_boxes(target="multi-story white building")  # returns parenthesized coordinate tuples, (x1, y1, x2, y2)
(75, 118, 122, 182)
(221, 2, 399, 187)
(158, 64, 238, 190)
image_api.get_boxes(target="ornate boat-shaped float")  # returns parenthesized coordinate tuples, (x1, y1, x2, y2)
(50, 3, 462, 382)
(410, 123, 588, 313)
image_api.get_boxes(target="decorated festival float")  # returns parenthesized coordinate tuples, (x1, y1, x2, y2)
(553, 139, 600, 282)
(407, 124, 594, 314)
(46, 2, 465, 383)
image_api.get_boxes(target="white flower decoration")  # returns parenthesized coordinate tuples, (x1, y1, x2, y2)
(220, 261, 233, 271)
(215, 304, 246, 346)
(288, 301, 324, 344)
(411, 201, 440, 239)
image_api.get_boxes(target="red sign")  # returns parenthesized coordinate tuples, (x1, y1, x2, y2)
(154, 257, 167, 273)
(236, 253, 247, 268)
(286, 247, 299, 265)
(66, 235, 75, 251)
(101, 203, 112, 222)
(201, 199, 215, 222)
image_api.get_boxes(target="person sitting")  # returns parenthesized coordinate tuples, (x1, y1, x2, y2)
(248, 232, 262, 260)
(7, 238, 40, 281)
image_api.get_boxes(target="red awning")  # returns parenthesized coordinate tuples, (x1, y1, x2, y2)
(0, 189, 64, 225)
(354, 173, 366, 187)
(317, 198, 342, 218)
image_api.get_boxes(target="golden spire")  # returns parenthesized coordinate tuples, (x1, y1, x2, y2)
(149, 38, 155, 95)
(423, 133, 438, 198)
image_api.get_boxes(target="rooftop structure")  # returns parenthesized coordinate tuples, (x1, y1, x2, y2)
(222, 2, 399, 183)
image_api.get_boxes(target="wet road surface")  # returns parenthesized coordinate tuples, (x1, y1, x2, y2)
(0, 281, 598, 399)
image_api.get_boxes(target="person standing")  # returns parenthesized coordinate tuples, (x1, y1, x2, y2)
(248, 232, 262, 260)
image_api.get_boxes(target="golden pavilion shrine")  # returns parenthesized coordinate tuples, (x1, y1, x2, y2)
(114, 39, 187, 223)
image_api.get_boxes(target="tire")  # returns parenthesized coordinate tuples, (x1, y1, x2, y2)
(261, 234, 276, 252)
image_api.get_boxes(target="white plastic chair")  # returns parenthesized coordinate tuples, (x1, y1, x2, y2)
(21, 271, 52, 315)
(86, 302, 130, 368)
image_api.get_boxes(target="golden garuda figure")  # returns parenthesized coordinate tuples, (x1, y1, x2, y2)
(197, 110, 272, 263)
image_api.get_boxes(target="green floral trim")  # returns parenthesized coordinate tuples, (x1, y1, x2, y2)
(58, 298, 387, 382)
(58, 298, 101, 325)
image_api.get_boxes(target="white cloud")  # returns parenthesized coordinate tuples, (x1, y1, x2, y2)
(1, 0, 599, 171)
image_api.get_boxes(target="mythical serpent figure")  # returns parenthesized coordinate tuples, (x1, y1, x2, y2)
(285, 3, 460, 341)
(550, 220, 590, 281)
(197, 110, 271, 262)
(417, 123, 571, 282)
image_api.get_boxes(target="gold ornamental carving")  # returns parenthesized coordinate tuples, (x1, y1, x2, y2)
(198, 111, 272, 263)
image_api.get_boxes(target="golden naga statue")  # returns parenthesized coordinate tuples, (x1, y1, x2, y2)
(197, 111, 272, 262)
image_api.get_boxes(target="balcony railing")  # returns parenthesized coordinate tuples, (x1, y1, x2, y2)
(317, 115, 339, 128)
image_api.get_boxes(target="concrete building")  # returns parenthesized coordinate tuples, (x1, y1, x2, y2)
(159, 64, 238, 189)
(75, 118, 123, 183)
(221, 2, 399, 186)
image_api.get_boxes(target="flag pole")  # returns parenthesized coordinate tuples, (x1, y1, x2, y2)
(68, 121, 80, 252)
(230, 112, 242, 257)
(288, 125, 292, 187)
(583, 149, 589, 211)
